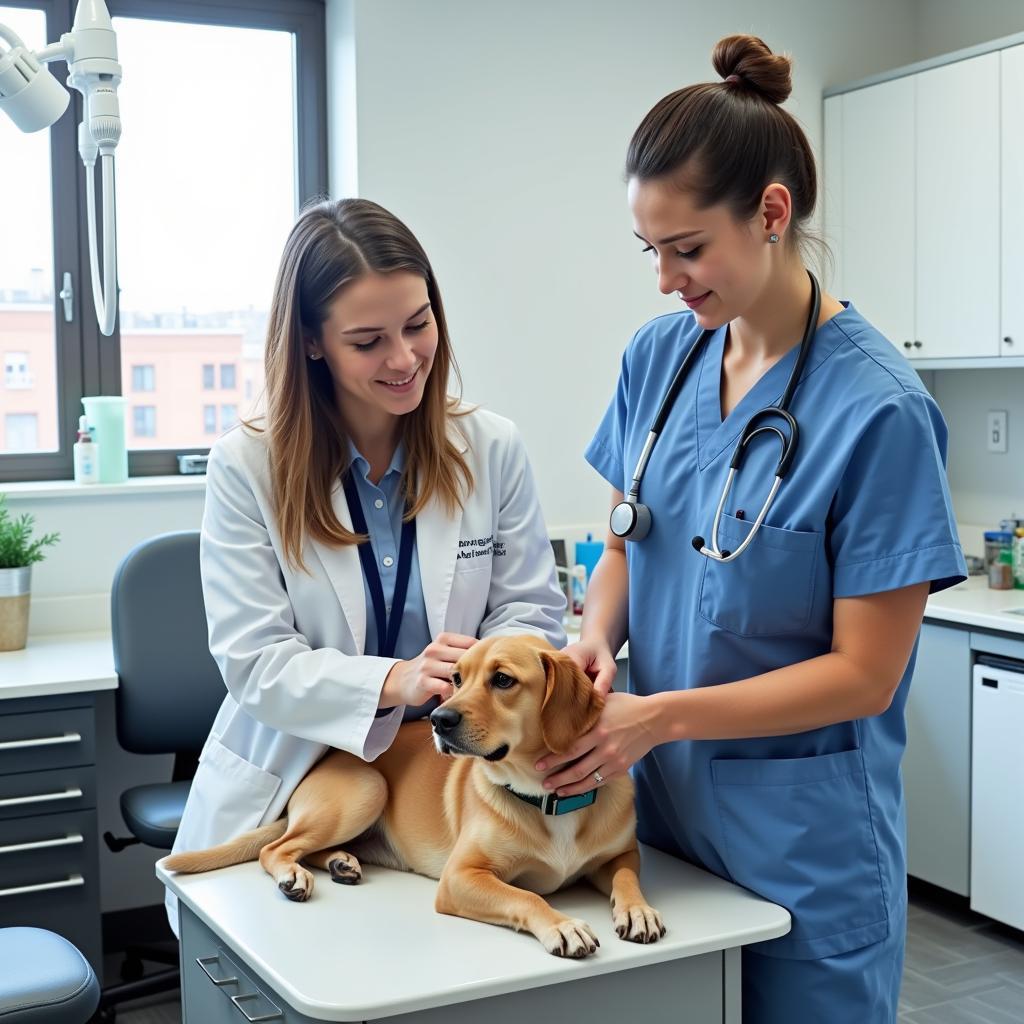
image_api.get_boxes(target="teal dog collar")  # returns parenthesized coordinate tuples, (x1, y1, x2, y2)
(504, 786, 597, 815)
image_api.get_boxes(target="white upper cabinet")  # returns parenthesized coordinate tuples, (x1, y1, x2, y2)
(915, 53, 1000, 359)
(837, 76, 915, 355)
(1002, 45, 1024, 356)
(824, 46, 1015, 364)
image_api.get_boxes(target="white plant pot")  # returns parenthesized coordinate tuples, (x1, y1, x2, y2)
(0, 566, 32, 652)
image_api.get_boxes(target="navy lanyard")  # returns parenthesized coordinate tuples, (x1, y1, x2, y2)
(341, 470, 417, 659)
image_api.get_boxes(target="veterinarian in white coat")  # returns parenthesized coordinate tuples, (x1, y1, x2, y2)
(166, 199, 564, 927)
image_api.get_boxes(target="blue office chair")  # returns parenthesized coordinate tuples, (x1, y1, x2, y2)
(0, 928, 100, 1023)
(100, 530, 225, 1018)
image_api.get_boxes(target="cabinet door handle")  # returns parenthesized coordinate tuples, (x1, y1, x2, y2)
(0, 833, 83, 856)
(0, 873, 84, 897)
(0, 732, 82, 751)
(913, 340, 923, 348)
(0, 787, 83, 808)
(230, 992, 284, 1022)
(903, 341, 912, 349)
(196, 955, 240, 987)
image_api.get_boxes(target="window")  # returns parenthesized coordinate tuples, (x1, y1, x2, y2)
(0, 0, 326, 481)
(203, 405, 217, 435)
(133, 406, 156, 438)
(4, 413, 39, 452)
(4, 352, 32, 389)
(221, 404, 238, 431)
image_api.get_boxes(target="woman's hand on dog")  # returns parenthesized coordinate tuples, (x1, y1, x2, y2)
(535, 692, 661, 797)
(381, 633, 477, 709)
(562, 639, 617, 697)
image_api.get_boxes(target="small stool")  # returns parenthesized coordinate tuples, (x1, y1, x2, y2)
(0, 927, 100, 1023)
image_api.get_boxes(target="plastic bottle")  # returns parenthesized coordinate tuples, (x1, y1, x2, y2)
(1014, 528, 1024, 590)
(574, 532, 604, 583)
(73, 415, 100, 484)
(571, 564, 587, 617)
(990, 548, 1014, 590)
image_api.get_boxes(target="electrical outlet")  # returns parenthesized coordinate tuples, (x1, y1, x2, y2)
(987, 410, 1008, 453)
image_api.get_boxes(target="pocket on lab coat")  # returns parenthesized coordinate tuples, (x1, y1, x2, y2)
(711, 748, 890, 959)
(698, 514, 820, 637)
(176, 736, 283, 852)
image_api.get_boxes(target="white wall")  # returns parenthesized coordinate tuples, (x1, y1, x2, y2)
(915, 0, 1024, 61)
(326, 0, 920, 535)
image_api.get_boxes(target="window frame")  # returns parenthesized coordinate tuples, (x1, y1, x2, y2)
(0, 0, 327, 482)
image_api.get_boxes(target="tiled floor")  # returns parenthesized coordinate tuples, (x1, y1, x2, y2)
(900, 883, 1024, 1022)
(111, 884, 1024, 1024)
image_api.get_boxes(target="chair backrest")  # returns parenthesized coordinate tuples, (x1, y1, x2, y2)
(110, 530, 224, 755)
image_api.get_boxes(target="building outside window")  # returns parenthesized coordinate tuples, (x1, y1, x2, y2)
(203, 405, 217, 435)
(221, 404, 238, 431)
(220, 363, 237, 390)
(3, 352, 32, 389)
(4, 413, 38, 452)
(131, 364, 155, 391)
(202, 364, 216, 390)
(133, 405, 157, 438)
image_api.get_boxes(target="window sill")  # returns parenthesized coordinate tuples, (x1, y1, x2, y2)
(1, 475, 207, 501)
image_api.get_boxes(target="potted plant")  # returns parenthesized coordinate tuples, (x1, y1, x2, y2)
(0, 494, 59, 652)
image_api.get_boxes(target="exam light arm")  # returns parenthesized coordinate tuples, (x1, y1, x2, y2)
(0, 0, 121, 336)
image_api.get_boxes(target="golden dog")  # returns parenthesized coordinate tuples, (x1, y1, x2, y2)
(163, 635, 664, 958)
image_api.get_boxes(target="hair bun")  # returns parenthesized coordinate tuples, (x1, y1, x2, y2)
(712, 34, 792, 105)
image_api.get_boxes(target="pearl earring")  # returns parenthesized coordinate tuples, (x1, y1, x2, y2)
(308, 352, 321, 361)
(768, 233, 780, 244)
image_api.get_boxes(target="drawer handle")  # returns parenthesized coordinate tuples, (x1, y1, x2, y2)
(230, 992, 284, 1022)
(0, 732, 82, 751)
(0, 833, 84, 856)
(0, 787, 83, 808)
(0, 873, 84, 897)
(196, 955, 239, 987)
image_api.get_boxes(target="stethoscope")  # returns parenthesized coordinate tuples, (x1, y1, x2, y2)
(609, 270, 821, 563)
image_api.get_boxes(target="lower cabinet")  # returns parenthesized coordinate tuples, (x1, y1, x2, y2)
(904, 623, 972, 895)
(0, 693, 102, 975)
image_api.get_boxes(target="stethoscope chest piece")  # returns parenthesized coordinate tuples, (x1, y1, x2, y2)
(610, 499, 651, 540)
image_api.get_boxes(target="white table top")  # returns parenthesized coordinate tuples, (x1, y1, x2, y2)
(159, 845, 789, 1022)
(0, 631, 116, 700)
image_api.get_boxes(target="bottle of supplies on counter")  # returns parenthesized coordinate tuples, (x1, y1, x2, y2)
(73, 415, 99, 484)
(1013, 528, 1024, 590)
(571, 565, 587, 617)
(575, 532, 604, 583)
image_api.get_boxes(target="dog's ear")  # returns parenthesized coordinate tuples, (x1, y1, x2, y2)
(538, 650, 604, 755)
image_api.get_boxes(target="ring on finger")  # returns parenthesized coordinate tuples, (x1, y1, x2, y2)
(593, 770, 605, 785)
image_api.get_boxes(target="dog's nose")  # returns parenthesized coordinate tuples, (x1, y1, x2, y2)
(430, 706, 462, 733)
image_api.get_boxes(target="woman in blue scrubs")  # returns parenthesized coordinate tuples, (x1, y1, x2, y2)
(536, 34, 966, 1023)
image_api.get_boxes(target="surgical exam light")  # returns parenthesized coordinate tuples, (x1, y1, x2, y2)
(0, 0, 121, 335)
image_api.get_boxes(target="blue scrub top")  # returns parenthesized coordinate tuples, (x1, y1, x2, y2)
(586, 303, 966, 960)
(347, 441, 435, 722)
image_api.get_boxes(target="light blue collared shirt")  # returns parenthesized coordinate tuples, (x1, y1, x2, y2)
(347, 441, 435, 721)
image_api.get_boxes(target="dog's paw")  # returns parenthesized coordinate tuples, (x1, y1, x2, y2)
(327, 852, 362, 885)
(613, 902, 665, 944)
(541, 918, 600, 959)
(277, 866, 314, 902)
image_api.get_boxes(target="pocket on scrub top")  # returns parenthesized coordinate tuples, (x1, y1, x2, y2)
(711, 748, 889, 958)
(698, 513, 820, 637)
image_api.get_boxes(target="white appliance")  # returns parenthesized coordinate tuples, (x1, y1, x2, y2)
(970, 655, 1024, 931)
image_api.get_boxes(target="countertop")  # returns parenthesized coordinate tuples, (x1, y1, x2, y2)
(0, 631, 117, 699)
(159, 845, 790, 1022)
(923, 574, 1024, 636)
(0, 577, 1020, 701)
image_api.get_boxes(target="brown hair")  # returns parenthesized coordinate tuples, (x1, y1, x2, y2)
(245, 198, 472, 570)
(626, 35, 817, 251)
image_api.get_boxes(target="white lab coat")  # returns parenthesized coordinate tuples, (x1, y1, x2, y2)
(166, 406, 565, 924)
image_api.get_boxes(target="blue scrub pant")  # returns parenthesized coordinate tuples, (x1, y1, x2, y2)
(741, 910, 906, 1024)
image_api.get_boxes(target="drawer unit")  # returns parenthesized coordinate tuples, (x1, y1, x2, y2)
(0, 810, 102, 973)
(0, 707, 96, 776)
(0, 764, 96, 820)
(0, 693, 102, 976)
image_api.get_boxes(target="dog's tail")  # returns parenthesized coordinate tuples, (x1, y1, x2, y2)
(162, 818, 288, 874)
